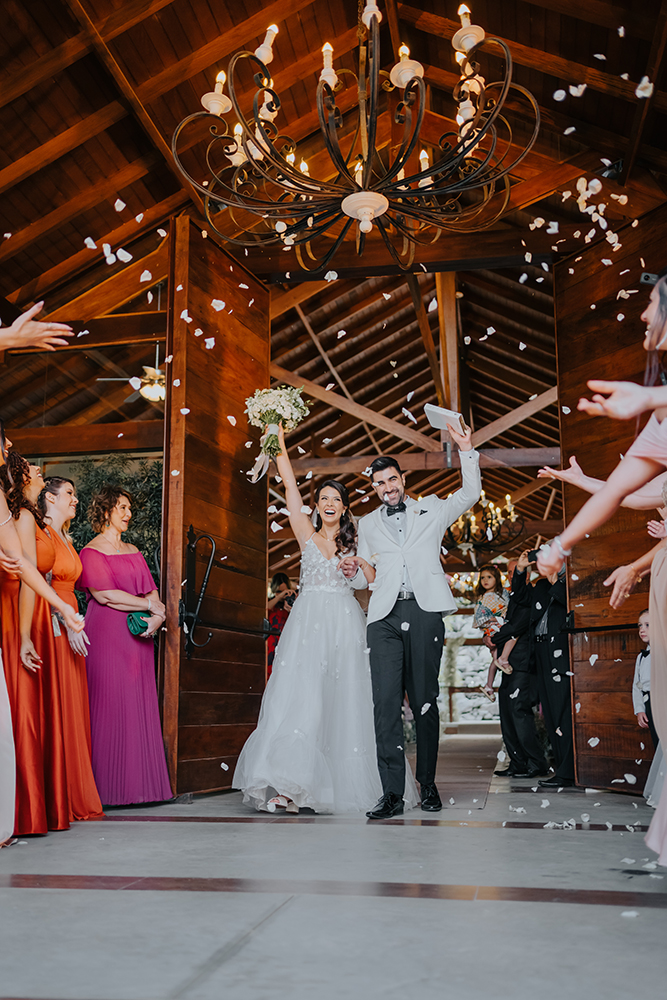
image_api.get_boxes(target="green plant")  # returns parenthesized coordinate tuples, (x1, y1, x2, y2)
(69, 456, 163, 585)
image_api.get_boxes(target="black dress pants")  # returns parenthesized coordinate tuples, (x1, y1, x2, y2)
(644, 693, 660, 751)
(535, 642, 574, 781)
(367, 599, 444, 796)
(498, 670, 547, 773)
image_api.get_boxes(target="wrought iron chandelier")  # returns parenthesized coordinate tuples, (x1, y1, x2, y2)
(171, 2, 540, 271)
(445, 490, 524, 557)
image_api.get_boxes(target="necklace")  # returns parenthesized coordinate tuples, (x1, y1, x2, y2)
(101, 529, 122, 553)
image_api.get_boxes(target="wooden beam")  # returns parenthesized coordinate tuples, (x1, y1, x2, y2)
(471, 387, 558, 449)
(62, 0, 205, 214)
(136, 0, 316, 105)
(509, 478, 552, 505)
(385, 0, 403, 60)
(47, 242, 169, 321)
(399, 3, 660, 108)
(270, 363, 441, 452)
(406, 274, 446, 407)
(271, 281, 332, 320)
(0, 154, 161, 265)
(294, 304, 381, 452)
(522, 0, 653, 38)
(6, 192, 186, 308)
(242, 224, 584, 281)
(6, 313, 167, 355)
(7, 421, 164, 456)
(290, 447, 560, 475)
(435, 272, 459, 412)
(620, 0, 667, 184)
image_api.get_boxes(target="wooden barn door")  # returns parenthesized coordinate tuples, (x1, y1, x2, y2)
(161, 216, 269, 794)
(554, 202, 667, 791)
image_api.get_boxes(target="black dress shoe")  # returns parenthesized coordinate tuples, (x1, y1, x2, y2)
(420, 783, 442, 812)
(538, 775, 575, 788)
(366, 792, 404, 820)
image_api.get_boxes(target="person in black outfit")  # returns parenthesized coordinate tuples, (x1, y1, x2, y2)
(492, 552, 548, 779)
(512, 552, 575, 788)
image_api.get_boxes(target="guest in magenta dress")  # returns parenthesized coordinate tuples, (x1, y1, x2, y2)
(79, 485, 172, 806)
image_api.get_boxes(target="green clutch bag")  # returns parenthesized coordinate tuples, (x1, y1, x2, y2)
(127, 611, 151, 636)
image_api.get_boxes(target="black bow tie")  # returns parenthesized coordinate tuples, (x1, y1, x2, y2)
(639, 647, 650, 659)
(386, 502, 406, 516)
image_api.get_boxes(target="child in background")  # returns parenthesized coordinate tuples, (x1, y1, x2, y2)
(633, 609, 659, 749)
(473, 564, 513, 701)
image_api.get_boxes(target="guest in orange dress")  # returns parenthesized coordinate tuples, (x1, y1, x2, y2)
(39, 477, 103, 822)
(0, 452, 70, 834)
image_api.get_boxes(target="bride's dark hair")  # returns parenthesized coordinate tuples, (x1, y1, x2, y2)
(313, 480, 356, 556)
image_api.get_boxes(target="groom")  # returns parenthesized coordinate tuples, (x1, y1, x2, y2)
(341, 423, 481, 818)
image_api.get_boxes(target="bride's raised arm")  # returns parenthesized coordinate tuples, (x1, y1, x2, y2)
(273, 423, 315, 551)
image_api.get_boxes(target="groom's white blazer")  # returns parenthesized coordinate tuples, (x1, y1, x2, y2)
(356, 450, 481, 625)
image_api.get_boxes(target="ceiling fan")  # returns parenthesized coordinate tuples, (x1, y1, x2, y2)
(96, 342, 166, 403)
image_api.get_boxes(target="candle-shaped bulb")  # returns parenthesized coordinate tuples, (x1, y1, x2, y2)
(286, 151, 295, 165)
(320, 41, 338, 87)
(505, 493, 511, 502)
(215, 70, 226, 93)
(255, 23, 279, 64)
(455, 51, 466, 66)
(399, 43, 410, 59)
(299, 159, 309, 175)
(419, 148, 429, 170)
(458, 3, 471, 26)
(234, 122, 243, 137)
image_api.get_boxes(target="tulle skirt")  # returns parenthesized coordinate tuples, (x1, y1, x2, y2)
(233, 587, 418, 813)
(0, 651, 16, 843)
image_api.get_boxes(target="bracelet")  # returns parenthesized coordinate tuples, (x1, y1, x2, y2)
(552, 535, 572, 559)
(630, 565, 643, 583)
(147, 597, 152, 613)
(0, 512, 12, 528)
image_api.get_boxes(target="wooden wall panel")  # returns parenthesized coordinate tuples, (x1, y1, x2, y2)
(161, 216, 269, 795)
(554, 203, 667, 790)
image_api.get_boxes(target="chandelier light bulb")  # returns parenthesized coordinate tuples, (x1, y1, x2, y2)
(286, 151, 295, 165)
(320, 42, 338, 88)
(300, 159, 310, 176)
(458, 4, 472, 27)
(254, 24, 279, 64)
(390, 41, 424, 89)
(452, 4, 485, 53)
(201, 69, 232, 115)
(455, 52, 466, 66)
(361, 1, 382, 29)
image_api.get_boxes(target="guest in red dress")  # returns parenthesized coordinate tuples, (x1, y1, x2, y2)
(79, 485, 171, 806)
(266, 573, 294, 678)
(39, 477, 103, 822)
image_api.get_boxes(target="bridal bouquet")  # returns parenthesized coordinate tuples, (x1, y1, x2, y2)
(245, 385, 310, 482)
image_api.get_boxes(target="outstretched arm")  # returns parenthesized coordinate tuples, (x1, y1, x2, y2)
(439, 422, 481, 522)
(578, 380, 667, 421)
(538, 456, 666, 510)
(0, 302, 73, 351)
(537, 454, 664, 576)
(274, 423, 314, 550)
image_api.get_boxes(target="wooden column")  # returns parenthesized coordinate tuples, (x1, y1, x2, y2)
(553, 203, 667, 791)
(161, 217, 270, 794)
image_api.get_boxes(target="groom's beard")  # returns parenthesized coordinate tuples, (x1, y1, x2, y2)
(382, 487, 405, 507)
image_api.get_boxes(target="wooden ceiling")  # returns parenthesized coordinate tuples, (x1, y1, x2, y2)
(2, 0, 667, 576)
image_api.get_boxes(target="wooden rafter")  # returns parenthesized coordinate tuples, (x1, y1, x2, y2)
(435, 272, 459, 413)
(6, 421, 163, 456)
(620, 0, 667, 184)
(471, 387, 558, 449)
(270, 363, 441, 452)
(291, 447, 560, 475)
(406, 274, 446, 408)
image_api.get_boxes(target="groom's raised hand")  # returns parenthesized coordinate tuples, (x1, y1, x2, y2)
(447, 422, 473, 451)
(338, 556, 359, 578)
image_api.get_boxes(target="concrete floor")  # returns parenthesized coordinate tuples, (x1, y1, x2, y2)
(1, 735, 666, 1000)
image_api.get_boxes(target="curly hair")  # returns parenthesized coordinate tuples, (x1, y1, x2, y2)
(313, 480, 356, 556)
(0, 451, 46, 528)
(38, 476, 76, 520)
(474, 563, 505, 600)
(87, 483, 133, 534)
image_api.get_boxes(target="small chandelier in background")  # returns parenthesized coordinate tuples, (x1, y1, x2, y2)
(445, 490, 524, 562)
(171, 3, 540, 271)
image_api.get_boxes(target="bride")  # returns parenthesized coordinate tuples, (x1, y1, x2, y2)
(234, 424, 418, 814)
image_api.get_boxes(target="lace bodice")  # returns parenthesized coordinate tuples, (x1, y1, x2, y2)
(299, 536, 353, 594)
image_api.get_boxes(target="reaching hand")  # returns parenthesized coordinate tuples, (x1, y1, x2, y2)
(647, 519, 667, 539)
(447, 421, 473, 452)
(0, 302, 73, 352)
(536, 541, 564, 577)
(67, 626, 90, 657)
(578, 380, 655, 421)
(603, 564, 641, 609)
(537, 456, 585, 487)
(20, 637, 42, 673)
(273, 421, 286, 456)
(516, 549, 531, 572)
(636, 711, 650, 729)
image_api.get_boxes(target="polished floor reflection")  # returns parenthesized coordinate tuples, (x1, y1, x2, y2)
(1, 736, 665, 1000)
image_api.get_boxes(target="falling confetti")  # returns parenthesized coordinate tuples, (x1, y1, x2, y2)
(563, 126, 576, 135)
(635, 76, 654, 99)
(173, 378, 180, 386)
(519, 342, 526, 350)
(211, 299, 225, 311)
(129, 377, 142, 390)
(519, 273, 528, 284)
(324, 270, 338, 282)
(428, 298, 438, 312)
(402, 407, 417, 424)
(157, 228, 167, 237)
(589, 654, 598, 666)
(140, 270, 152, 282)
(84, 237, 97, 249)
(171, 469, 180, 477)
(226, 414, 236, 425)
(593, 53, 606, 60)
(180, 408, 190, 415)
(114, 198, 126, 212)
(421, 703, 430, 715)
(401, 622, 410, 631)
(270, 522, 283, 533)
(117, 248, 132, 263)
(205, 338, 215, 349)
(588, 737, 600, 748)
(194, 327, 203, 337)
(337, 330, 347, 339)
(220, 762, 229, 770)
(553, 89, 566, 101)
(325, 383, 335, 391)
(569, 83, 586, 97)
(562, 406, 571, 414)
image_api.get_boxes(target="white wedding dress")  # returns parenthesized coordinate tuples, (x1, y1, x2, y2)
(0, 650, 16, 843)
(234, 536, 419, 813)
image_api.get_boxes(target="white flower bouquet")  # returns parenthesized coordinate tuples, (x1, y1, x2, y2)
(245, 385, 310, 482)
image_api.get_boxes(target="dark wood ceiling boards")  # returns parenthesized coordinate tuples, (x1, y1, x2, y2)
(2, 0, 667, 576)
